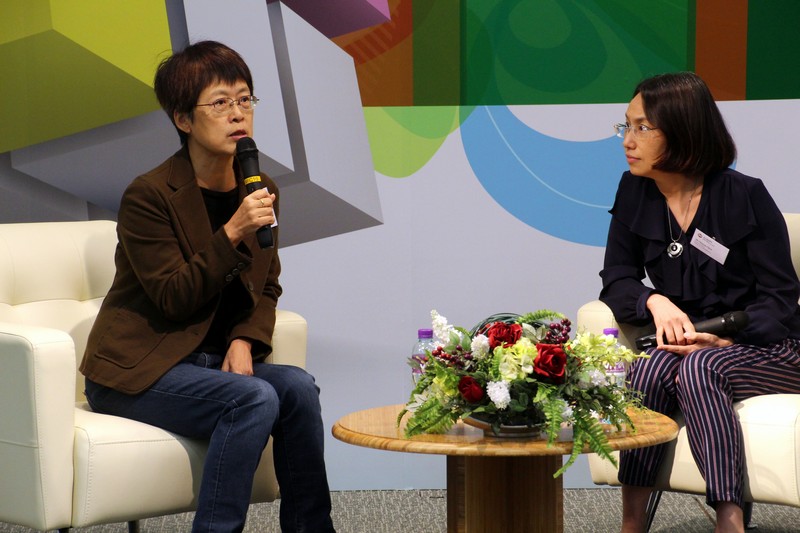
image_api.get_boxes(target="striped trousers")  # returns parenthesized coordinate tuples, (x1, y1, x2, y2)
(618, 338, 800, 509)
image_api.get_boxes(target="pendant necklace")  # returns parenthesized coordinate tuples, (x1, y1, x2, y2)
(665, 177, 699, 259)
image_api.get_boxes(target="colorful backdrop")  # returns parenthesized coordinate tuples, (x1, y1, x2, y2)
(2, 0, 799, 491)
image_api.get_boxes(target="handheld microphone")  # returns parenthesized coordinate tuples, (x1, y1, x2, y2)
(235, 137, 274, 249)
(635, 311, 749, 350)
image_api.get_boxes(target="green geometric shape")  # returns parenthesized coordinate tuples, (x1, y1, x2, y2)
(460, 0, 693, 105)
(364, 106, 460, 177)
(413, 1, 462, 105)
(0, 0, 170, 152)
(746, 0, 800, 100)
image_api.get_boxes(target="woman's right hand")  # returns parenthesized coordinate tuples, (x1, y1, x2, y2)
(646, 293, 694, 346)
(223, 190, 276, 246)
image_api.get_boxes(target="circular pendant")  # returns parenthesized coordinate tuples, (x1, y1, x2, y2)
(667, 242, 683, 258)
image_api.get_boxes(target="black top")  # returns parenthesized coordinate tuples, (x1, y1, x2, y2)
(202, 186, 239, 233)
(198, 187, 248, 354)
(600, 168, 800, 346)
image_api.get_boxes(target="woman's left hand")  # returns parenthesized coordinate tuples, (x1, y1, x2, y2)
(222, 338, 254, 375)
(658, 331, 733, 356)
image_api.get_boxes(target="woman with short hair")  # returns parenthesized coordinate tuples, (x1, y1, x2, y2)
(80, 40, 335, 533)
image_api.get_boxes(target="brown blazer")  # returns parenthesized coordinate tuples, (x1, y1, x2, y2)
(80, 147, 282, 394)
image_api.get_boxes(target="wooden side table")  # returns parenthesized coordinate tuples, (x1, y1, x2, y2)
(332, 404, 678, 533)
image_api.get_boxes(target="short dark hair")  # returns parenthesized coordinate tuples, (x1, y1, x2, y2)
(154, 41, 254, 144)
(634, 72, 736, 176)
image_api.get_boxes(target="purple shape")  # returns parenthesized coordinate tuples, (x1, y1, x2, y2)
(275, 0, 390, 38)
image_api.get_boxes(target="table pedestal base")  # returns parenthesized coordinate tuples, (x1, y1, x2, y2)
(333, 406, 677, 533)
(448, 455, 563, 533)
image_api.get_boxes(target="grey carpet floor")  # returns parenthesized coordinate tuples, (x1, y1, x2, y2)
(2, 489, 799, 532)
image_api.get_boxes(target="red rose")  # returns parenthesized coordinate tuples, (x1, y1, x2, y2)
(534, 343, 567, 384)
(484, 322, 523, 350)
(458, 376, 484, 403)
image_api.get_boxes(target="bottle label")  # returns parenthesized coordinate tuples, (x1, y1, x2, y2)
(605, 362, 626, 387)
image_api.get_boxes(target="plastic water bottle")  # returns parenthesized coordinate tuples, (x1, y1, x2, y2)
(410, 328, 435, 382)
(603, 327, 627, 387)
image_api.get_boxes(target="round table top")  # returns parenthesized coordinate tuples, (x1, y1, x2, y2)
(332, 404, 678, 457)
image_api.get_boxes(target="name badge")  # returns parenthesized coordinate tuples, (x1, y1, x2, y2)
(690, 229, 729, 264)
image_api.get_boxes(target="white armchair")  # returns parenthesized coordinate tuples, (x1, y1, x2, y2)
(578, 213, 800, 529)
(0, 220, 308, 532)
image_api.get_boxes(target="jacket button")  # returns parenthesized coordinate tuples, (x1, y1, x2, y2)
(237, 262, 246, 269)
(225, 274, 234, 282)
(232, 268, 240, 276)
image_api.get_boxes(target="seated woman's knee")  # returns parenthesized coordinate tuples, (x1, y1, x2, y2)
(677, 348, 725, 386)
(276, 366, 321, 408)
(237, 377, 280, 411)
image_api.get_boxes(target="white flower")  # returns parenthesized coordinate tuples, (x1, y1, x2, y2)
(430, 310, 454, 344)
(576, 368, 607, 388)
(486, 381, 511, 410)
(589, 369, 607, 387)
(471, 334, 490, 359)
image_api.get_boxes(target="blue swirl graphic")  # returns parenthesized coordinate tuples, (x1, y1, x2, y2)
(461, 106, 629, 246)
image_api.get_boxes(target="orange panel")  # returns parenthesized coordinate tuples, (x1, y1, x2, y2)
(333, 0, 413, 106)
(695, 0, 748, 100)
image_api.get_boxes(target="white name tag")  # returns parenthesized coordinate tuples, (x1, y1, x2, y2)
(690, 229, 729, 264)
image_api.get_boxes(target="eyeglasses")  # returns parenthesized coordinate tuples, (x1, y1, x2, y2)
(196, 95, 259, 115)
(613, 122, 659, 139)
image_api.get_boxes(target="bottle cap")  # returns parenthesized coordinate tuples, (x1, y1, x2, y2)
(417, 328, 433, 338)
(602, 327, 619, 337)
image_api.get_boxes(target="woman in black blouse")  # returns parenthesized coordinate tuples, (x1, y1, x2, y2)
(600, 72, 800, 533)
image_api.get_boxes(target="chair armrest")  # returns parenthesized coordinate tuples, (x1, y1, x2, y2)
(577, 300, 654, 350)
(269, 310, 308, 369)
(0, 322, 76, 530)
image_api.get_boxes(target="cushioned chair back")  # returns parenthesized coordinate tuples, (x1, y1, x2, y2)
(785, 213, 800, 280)
(0, 220, 118, 400)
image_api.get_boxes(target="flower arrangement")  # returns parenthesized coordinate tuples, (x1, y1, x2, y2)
(398, 309, 648, 476)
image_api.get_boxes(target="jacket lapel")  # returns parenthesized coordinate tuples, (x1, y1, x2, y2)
(166, 148, 214, 253)
(165, 147, 261, 255)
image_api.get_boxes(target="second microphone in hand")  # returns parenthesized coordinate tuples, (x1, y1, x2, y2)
(236, 137, 274, 249)
(635, 311, 750, 351)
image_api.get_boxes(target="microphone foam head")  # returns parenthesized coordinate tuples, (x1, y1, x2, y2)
(730, 311, 749, 328)
(236, 136, 257, 156)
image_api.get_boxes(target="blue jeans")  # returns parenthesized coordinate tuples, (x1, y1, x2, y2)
(85, 353, 335, 533)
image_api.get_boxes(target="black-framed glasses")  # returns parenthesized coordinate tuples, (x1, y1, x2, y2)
(613, 122, 658, 139)
(196, 95, 259, 115)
